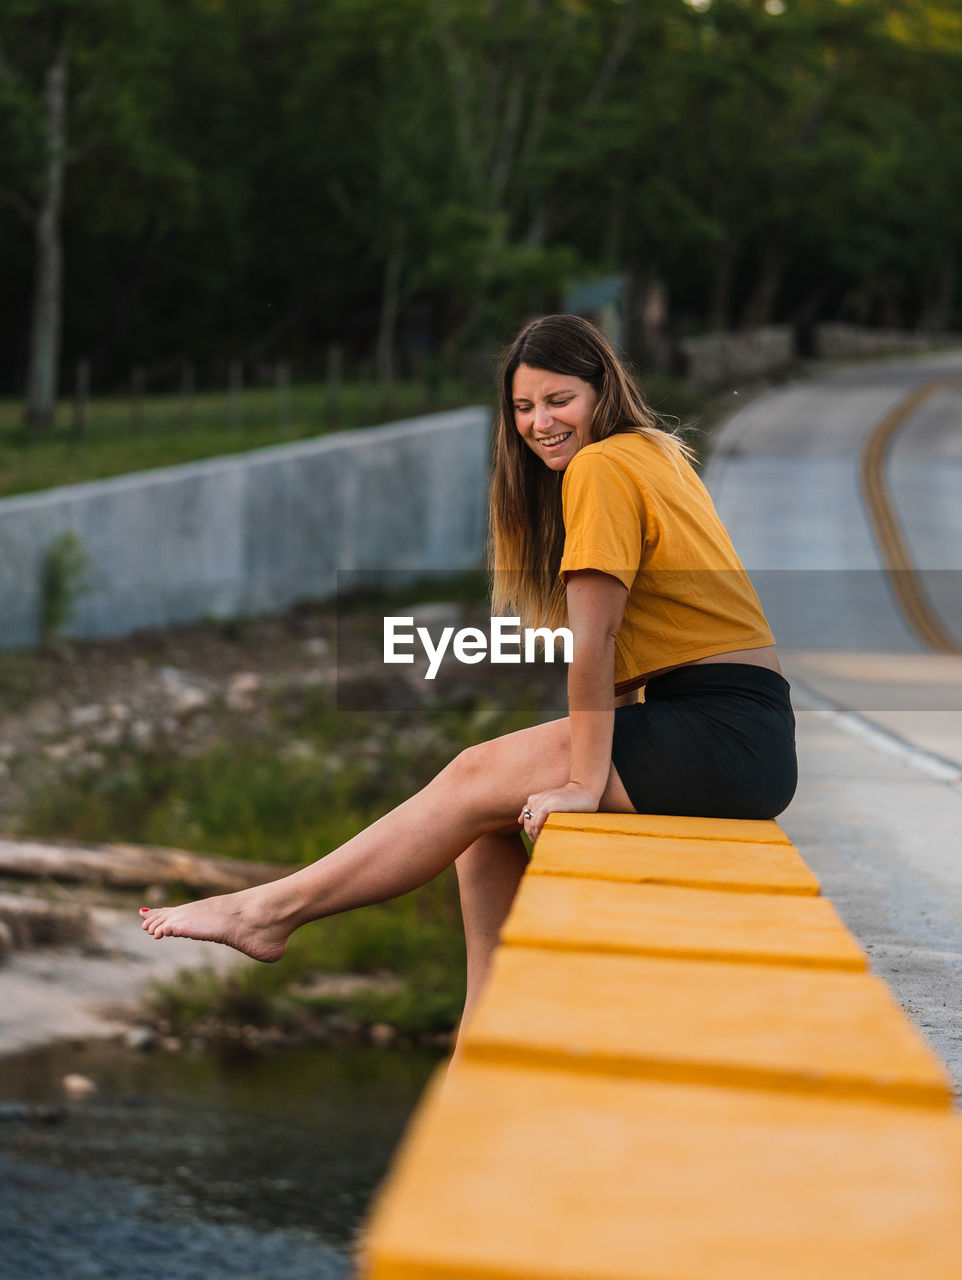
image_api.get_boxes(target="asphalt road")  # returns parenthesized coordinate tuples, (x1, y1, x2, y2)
(703, 351, 962, 1091)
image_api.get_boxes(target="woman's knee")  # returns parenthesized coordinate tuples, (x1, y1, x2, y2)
(447, 739, 501, 794)
(442, 736, 528, 826)
(441, 719, 571, 820)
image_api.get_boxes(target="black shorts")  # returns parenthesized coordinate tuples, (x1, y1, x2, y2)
(611, 663, 797, 820)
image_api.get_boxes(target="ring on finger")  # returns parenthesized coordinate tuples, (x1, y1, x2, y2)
(523, 808, 533, 820)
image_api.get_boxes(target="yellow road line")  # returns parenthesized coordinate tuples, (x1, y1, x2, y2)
(858, 375, 962, 654)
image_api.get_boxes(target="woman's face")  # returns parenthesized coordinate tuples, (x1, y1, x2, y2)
(511, 364, 599, 472)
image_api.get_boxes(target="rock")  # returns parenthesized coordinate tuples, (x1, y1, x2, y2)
(70, 704, 105, 728)
(226, 672, 261, 711)
(157, 667, 210, 716)
(124, 1026, 157, 1052)
(368, 1022, 397, 1048)
(0, 1102, 67, 1124)
(74, 751, 105, 772)
(0, 894, 94, 948)
(93, 722, 124, 747)
(172, 688, 209, 716)
(130, 719, 154, 746)
(62, 1073, 97, 1098)
(289, 971, 403, 1000)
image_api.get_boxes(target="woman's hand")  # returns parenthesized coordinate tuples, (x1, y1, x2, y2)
(519, 781, 600, 844)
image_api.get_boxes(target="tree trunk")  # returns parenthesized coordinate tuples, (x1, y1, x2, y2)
(375, 236, 404, 387)
(708, 242, 735, 333)
(24, 28, 68, 432)
(920, 248, 956, 333)
(740, 241, 785, 328)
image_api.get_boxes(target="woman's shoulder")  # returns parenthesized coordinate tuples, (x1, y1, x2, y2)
(572, 431, 687, 479)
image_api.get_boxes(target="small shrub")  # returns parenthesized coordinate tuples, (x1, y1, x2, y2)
(39, 531, 89, 645)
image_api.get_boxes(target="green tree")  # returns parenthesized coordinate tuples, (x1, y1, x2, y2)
(0, 0, 206, 423)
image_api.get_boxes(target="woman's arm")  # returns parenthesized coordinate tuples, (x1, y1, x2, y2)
(519, 570, 628, 841)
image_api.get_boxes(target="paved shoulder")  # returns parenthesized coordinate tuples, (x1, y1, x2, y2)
(703, 354, 962, 1091)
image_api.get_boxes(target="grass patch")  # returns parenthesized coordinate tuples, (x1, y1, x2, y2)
(148, 878, 467, 1039)
(0, 377, 484, 499)
(0, 370, 714, 500)
(22, 683, 538, 860)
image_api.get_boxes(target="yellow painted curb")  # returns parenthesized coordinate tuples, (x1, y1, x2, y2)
(463, 948, 953, 1108)
(542, 812, 792, 844)
(501, 875, 867, 969)
(360, 1062, 962, 1280)
(529, 826, 820, 895)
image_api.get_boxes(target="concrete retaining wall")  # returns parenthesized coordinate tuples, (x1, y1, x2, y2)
(0, 408, 491, 649)
(678, 327, 795, 388)
(813, 323, 962, 360)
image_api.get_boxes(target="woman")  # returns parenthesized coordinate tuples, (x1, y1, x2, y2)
(140, 314, 796, 1043)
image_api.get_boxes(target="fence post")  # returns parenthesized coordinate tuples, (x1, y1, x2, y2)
(229, 359, 243, 429)
(276, 360, 292, 431)
(72, 358, 90, 440)
(325, 344, 342, 430)
(131, 365, 145, 432)
(180, 359, 194, 428)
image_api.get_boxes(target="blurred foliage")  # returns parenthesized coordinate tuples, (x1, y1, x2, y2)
(22, 675, 548, 1035)
(0, 374, 483, 497)
(0, 0, 960, 406)
(0, 366, 709, 496)
(39, 530, 89, 644)
(22, 680, 540, 859)
(147, 879, 468, 1037)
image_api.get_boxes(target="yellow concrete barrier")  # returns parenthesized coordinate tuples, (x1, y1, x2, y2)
(358, 814, 960, 1280)
(543, 812, 793, 844)
(462, 947, 953, 1107)
(360, 1062, 962, 1280)
(529, 825, 820, 894)
(501, 874, 867, 969)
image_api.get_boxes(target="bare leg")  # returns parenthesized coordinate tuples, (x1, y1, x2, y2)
(140, 716, 635, 960)
(450, 829, 529, 1060)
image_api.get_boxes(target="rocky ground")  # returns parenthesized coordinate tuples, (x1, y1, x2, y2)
(0, 594, 563, 1059)
(0, 604, 342, 827)
(0, 606, 337, 1057)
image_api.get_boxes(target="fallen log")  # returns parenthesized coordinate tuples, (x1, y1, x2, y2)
(0, 838, 298, 895)
(0, 892, 94, 948)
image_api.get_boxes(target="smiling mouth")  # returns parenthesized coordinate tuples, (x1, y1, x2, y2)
(538, 431, 572, 447)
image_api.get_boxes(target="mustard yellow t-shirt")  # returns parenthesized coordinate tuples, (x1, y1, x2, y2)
(558, 432, 774, 690)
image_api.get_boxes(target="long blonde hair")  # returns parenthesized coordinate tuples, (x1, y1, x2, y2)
(488, 314, 693, 628)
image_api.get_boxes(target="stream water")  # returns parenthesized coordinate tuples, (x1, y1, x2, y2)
(0, 1038, 440, 1279)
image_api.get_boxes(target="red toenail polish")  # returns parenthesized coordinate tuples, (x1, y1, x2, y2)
(140, 907, 150, 914)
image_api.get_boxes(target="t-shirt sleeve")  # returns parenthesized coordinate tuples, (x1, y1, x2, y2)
(559, 450, 646, 592)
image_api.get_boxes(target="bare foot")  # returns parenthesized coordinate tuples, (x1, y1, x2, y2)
(139, 887, 291, 963)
